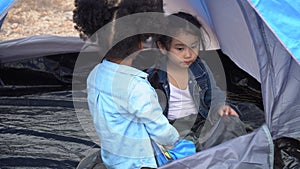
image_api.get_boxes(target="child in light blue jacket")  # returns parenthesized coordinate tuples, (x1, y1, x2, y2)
(73, 0, 180, 168)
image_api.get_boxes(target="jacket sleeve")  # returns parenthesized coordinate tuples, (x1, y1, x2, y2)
(128, 80, 179, 146)
(202, 60, 241, 115)
(201, 60, 226, 107)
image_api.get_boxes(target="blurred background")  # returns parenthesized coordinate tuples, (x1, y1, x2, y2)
(0, 0, 78, 41)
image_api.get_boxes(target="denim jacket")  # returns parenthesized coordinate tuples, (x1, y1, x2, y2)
(147, 56, 226, 126)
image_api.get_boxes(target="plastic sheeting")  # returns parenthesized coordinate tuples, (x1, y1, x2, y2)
(0, 35, 99, 96)
(274, 137, 300, 169)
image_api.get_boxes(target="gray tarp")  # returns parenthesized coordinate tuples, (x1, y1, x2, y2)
(0, 35, 84, 63)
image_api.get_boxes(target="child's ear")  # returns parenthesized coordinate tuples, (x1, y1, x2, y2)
(156, 41, 167, 55)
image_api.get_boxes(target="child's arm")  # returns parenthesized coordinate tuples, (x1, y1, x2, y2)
(129, 80, 179, 146)
(201, 59, 226, 107)
(202, 60, 239, 117)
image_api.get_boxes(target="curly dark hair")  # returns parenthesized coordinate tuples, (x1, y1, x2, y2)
(73, 0, 164, 60)
(73, 0, 113, 39)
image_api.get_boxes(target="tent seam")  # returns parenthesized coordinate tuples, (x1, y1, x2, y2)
(262, 124, 274, 169)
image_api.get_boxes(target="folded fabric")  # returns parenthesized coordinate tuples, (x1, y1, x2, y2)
(151, 139, 196, 166)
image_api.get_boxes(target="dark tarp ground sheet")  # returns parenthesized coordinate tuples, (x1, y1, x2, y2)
(0, 42, 299, 168)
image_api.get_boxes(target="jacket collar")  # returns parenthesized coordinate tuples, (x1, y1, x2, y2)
(103, 59, 148, 78)
(189, 57, 207, 79)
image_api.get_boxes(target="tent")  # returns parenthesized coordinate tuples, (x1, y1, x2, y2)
(1, 0, 299, 168)
(158, 0, 300, 168)
(157, 0, 300, 168)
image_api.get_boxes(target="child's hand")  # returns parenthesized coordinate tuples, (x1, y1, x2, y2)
(218, 105, 239, 117)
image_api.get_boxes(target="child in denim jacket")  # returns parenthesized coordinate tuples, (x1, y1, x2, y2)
(147, 12, 241, 150)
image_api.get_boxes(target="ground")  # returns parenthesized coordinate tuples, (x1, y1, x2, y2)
(0, 0, 79, 41)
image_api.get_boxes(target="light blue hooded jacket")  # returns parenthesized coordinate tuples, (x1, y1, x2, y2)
(87, 59, 179, 169)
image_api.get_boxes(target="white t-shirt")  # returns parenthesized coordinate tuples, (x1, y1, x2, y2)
(168, 82, 198, 120)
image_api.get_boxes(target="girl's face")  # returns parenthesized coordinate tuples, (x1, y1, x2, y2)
(163, 32, 199, 68)
(159, 32, 200, 68)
